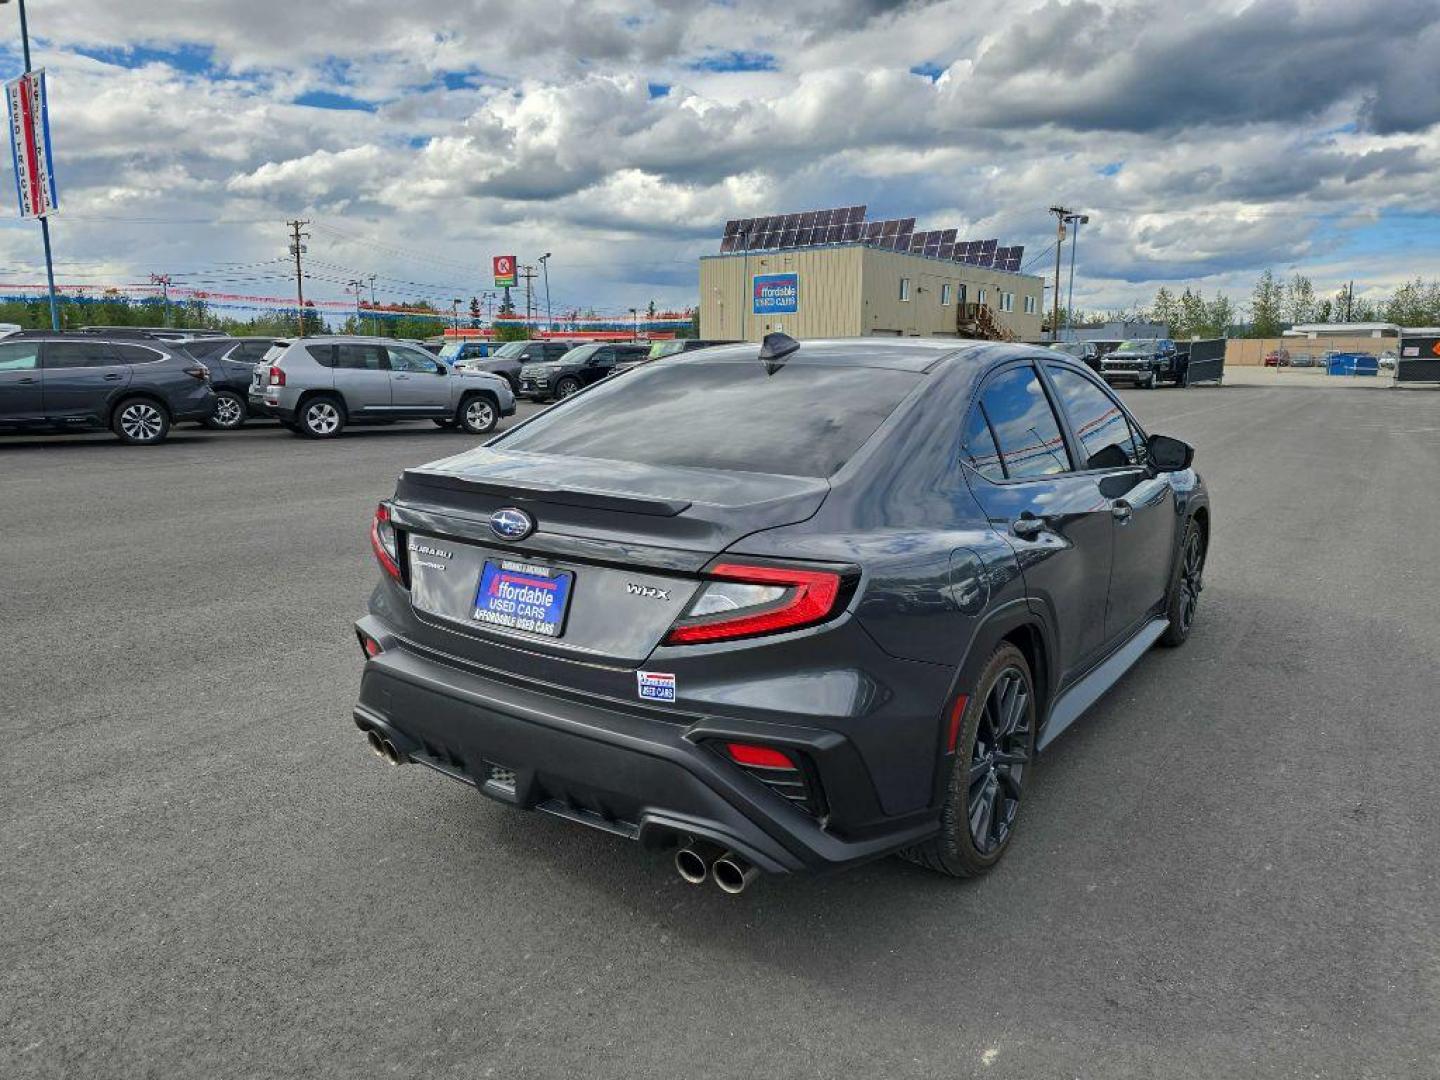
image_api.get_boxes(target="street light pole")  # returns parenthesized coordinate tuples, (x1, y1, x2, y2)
(7, 0, 61, 329)
(629, 307, 639, 341)
(1064, 213, 1089, 343)
(538, 252, 552, 332)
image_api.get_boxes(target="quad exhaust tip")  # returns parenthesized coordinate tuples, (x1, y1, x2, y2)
(712, 851, 758, 895)
(674, 844, 711, 885)
(363, 727, 403, 766)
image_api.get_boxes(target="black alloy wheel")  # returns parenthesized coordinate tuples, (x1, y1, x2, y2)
(1161, 520, 1206, 647)
(967, 667, 1031, 857)
(901, 642, 1036, 878)
(555, 376, 581, 399)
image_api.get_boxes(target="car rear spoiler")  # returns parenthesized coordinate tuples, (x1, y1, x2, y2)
(402, 469, 692, 517)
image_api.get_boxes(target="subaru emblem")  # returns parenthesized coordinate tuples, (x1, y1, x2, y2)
(489, 507, 534, 541)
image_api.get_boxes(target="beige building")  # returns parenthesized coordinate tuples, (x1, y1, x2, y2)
(699, 245, 1046, 342)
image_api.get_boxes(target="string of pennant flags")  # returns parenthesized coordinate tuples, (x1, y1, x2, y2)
(0, 282, 696, 329)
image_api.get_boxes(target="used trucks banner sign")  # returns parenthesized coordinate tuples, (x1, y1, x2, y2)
(753, 272, 799, 315)
(6, 69, 58, 219)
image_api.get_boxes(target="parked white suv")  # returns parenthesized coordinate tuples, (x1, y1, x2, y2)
(248, 336, 516, 438)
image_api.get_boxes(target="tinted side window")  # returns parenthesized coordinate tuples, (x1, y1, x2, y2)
(545, 344, 570, 361)
(335, 344, 388, 371)
(305, 344, 336, 367)
(234, 341, 272, 364)
(387, 346, 439, 373)
(978, 365, 1071, 478)
(0, 341, 40, 370)
(590, 347, 615, 367)
(112, 344, 166, 365)
(44, 341, 120, 368)
(1046, 366, 1143, 469)
(961, 406, 1005, 482)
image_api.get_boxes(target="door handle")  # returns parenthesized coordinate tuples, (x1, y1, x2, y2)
(17, 376, 37, 384)
(103, 373, 123, 381)
(1012, 513, 1047, 539)
(394, 374, 410, 380)
(1112, 499, 1133, 524)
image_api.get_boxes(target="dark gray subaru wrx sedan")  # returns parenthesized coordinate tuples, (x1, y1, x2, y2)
(352, 335, 1209, 890)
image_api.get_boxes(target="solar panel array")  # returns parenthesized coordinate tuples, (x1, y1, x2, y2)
(720, 209, 1024, 272)
(720, 206, 867, 253)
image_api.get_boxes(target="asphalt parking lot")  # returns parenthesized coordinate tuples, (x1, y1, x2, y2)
(4, 383, 1438, 1079)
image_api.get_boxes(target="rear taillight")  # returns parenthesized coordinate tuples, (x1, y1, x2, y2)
(267, 365, 286, 386)
(184, 364, 210, 382)
(664, 561, 845, 645)
(718, 741, 825, 816)
(370, 503, 404, 583)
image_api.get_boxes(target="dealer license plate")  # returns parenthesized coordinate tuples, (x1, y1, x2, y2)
(472, 558, 574, 638)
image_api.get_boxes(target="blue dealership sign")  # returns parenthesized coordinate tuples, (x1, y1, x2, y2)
(753, 272, 799, 315)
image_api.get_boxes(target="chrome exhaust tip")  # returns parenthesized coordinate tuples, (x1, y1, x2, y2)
(712, 852, 758, 895)
(365, 729, 388, 760)
(674, 844, 711, 885)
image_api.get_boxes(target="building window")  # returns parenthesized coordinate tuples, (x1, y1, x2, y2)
(978, 288, 987, 306)
(899, 277, 911, 302)
(1023, 295, 1037, 315)
(957, 284, 967, 306)
(1001, 292, 1015, 312)
(941, 284, 953, 306)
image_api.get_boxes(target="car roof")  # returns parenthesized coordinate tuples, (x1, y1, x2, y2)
(672, 337, 1003, 373)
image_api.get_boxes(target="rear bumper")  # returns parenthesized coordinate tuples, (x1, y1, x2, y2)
(352, 614, 940, 874)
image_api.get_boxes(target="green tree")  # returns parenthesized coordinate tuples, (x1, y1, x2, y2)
(1150, 286, 1179, 334)
(1176, 288, 1206, 339)
(1249, 269, 1285, 337)
(1285, 274, 1315, 324)
(1205, 292, 1236, 337)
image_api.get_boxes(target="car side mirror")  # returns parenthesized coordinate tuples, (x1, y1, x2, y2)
(435, 363, 447, 375)
(1147, 434, 1194, 472)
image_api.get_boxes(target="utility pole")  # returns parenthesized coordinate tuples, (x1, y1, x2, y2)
(149, 273, 172, 327)
(519, 264, 538, 335)
(287, 219, 310, 336)
(1346, 279, 1354, 322)
(1047, 205, 1074, 342)
(367, 274, 377, 335)
(346, 279, 363, 333)
(1064, 213, 1089, 343)
(629, 307, 639, 341)
(451, 298, 462, 333)
(538, 252, 552, 332)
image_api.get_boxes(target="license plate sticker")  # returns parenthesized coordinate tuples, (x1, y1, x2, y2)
(473, 559, 574, 638)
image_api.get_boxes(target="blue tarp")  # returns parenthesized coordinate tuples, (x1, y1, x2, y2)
(1326, 352, 1379, 376)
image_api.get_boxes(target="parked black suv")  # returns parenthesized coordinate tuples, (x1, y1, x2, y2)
(519, 342, 652, 400)
(0, 332, 215, 444)
(182, 336, 276, 428)
(354, 336, 1210, 890)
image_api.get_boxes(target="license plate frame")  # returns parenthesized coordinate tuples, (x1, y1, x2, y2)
(472, 558, 574, 638)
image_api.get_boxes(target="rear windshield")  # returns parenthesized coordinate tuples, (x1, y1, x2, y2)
(499, 360, 920, 478)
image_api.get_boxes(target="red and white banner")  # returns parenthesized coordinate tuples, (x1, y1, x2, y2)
(6, 69, 59, 219)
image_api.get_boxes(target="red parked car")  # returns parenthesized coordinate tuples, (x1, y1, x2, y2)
(1263, 348, 1291, 367)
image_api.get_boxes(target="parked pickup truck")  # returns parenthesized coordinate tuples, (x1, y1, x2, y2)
(1099, 338, 1226, 388)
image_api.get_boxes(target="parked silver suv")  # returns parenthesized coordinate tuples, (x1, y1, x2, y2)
(248, 336, 515, 438)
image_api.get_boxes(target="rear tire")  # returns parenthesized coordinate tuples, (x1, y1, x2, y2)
(205, 390, 247, 430)
(901, 643, 1035, 878)
(456, 394, 498, 435)
(112, 397, 171, 445)
(297, 395, 345, 439)
(1160, 518, 1206, 647)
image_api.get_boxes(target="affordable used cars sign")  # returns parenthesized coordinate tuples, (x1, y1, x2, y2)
(753, 272, 799, 315)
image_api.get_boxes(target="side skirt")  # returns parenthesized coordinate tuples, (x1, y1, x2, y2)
(1037, 617, 1168, 751)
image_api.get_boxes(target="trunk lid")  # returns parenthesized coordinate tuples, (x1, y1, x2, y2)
(388, 446, 829, 666)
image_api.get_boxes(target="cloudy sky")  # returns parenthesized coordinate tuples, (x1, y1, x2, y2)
(1, 0, 1437, 319)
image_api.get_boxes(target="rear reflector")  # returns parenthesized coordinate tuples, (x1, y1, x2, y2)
(664, 561, 844, 645)
(357, 630, 383, 658)
(945, 695, 970, 753)
(725, 742, 795, 769)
